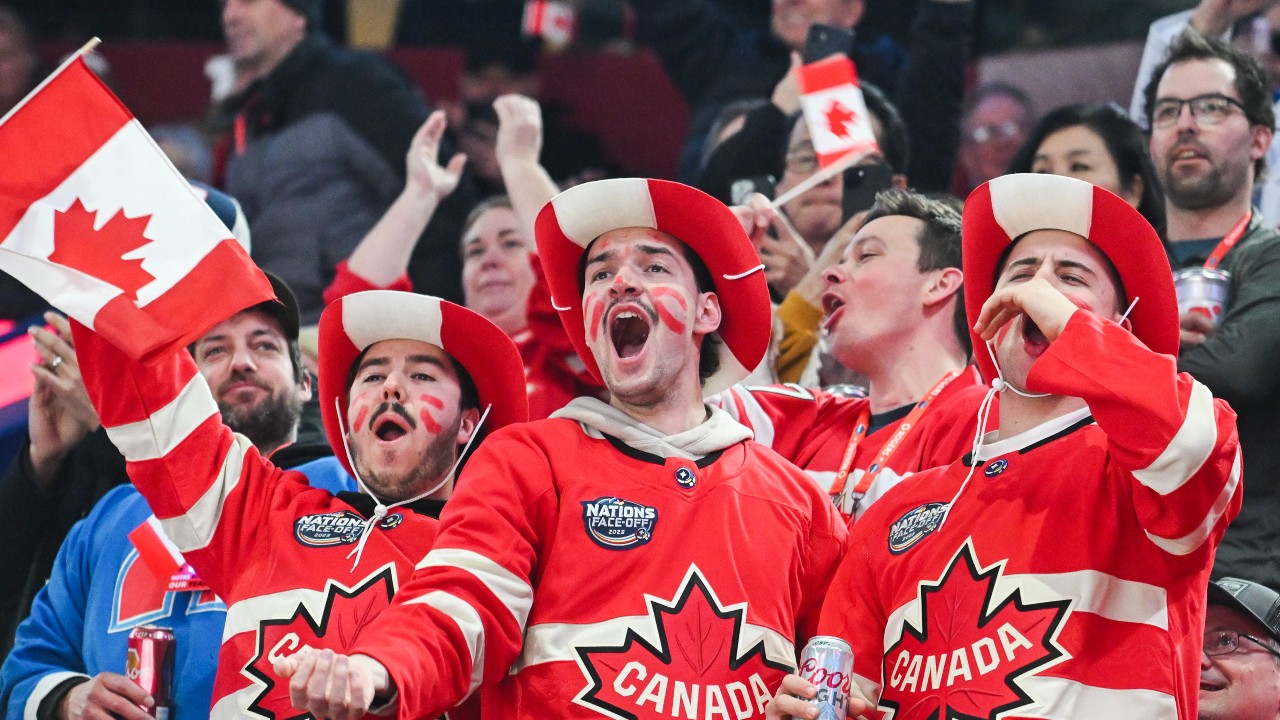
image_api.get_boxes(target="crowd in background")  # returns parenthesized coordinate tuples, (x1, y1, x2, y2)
(2, 0, 1280, 718)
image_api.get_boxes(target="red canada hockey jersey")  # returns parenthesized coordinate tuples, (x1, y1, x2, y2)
(713, 370, 989, 519)
(351, 399, 847, 719)
(820, 313, 1242, 720)
(72, 325, 442, 719)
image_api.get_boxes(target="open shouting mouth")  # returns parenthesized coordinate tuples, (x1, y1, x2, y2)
(608, 304, 654, 359)
(370, 403, 415, 443)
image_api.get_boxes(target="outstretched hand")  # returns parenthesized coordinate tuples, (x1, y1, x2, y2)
(274, 649, 391, 720)
(27, 311, 99, 489)
(406, 110, 467, 201)
(494, 93, 544, 168)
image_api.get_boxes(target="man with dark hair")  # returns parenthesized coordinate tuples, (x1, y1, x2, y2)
(0, 275, 359, 720)
(214, 0, 473, 316)
(278, 179, 846, 720)
(1144, 29, 1280, 588)
(770, 173, 1240, 719)
(714, 189, 987, 522)
(1200, 577, 1280, 720)
(23, 284, 527, 718)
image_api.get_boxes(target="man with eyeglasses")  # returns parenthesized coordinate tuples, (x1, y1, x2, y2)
(1143, 30, 1280, 589)
(1201, 577, 1280, 720)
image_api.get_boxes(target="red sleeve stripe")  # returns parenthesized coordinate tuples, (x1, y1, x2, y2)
(405, 591, 486, 696)
(103, 372, 218, 461)
(1145, 446, 1242, 556)
(1131, 381, 1216, 495)
(414, 548, 534, 629)
(154, 434, 250, 553)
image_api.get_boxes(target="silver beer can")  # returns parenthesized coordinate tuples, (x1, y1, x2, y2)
(1173, 267, 1232, 327)
(797, 636, 855, 719)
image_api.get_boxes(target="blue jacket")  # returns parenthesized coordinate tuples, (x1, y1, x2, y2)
(0, 457, 355, 720)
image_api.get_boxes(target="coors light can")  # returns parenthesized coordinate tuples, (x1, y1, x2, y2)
(126, 625, 175, 718)
(797, 636, 854, 720)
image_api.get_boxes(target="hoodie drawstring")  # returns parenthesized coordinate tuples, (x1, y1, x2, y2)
(335, 397, 492, 572)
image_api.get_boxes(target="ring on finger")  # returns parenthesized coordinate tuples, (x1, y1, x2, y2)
(49, 355, 63, 370)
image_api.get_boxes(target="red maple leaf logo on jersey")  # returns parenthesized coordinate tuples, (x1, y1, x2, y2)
(880, 543, 1070, 720)
(47, 199, 156, 301)
(575, 566, 790, 719)
(825, 101, 856, 139)
(243, 567, 396, 719)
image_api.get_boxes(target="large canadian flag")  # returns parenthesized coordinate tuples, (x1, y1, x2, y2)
(0, 50, 273, 361)
(797, 56, 879, 169)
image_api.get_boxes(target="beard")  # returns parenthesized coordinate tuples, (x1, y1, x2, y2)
(1160, 155, 1250, 212)
(220, 385, 303, 451)
(352, 410, 462, 502)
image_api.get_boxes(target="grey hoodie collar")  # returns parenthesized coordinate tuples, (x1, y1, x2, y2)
(552, 396, 752, 461)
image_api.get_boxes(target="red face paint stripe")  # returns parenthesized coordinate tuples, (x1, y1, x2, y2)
(651, 287, 688, 310)
(353, 405, 370, 432)
(587, 295, 606, 343)
(655, 302, 687, 335)
(418, 408, 442, 434)
(418, 394, 445, 409)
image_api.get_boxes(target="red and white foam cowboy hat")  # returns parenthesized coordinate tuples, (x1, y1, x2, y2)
(962, 173, 1178, 382)
(317, 291, 529, 477)
(534, 177, 771, 397)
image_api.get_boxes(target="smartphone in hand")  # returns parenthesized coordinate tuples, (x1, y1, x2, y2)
(804, 23, 855, 64)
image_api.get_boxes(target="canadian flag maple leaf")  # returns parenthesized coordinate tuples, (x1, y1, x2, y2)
(880, 543, 1070, 720)
(47, 198, 156, 302)
(575, 566, 790, 720)
(825, 101, 856, 140)
(243, 567, 396, 719)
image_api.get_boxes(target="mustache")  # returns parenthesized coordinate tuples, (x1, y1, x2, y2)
(605, 298, 658, 326)
(217, 370, 269, 396)
(369, 401, 416, 431)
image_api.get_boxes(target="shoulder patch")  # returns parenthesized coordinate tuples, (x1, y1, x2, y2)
(888, 502, 948, 555)
(581, 497, 658, 550)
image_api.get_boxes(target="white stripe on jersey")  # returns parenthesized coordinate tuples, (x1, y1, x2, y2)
(406, 591, 487, 696)
(157, 434, 250, 553)
(885, 566, 1170, 651)
(415, 548, 534, 630)
(1146, 445, 1242, 556)
(26, 671, 88, 720)
(1010, 675, 1178, 719)
(1132, 381, 1216, 495)
(104, 372, 217, 461)
(515, 614, 796, 673)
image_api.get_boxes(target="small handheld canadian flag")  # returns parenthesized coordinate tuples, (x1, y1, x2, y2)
(522, 0, 575, 50)
(796, 55, 879, 169)
(0, 41, 274, 361)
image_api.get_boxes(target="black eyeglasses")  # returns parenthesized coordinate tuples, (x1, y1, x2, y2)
(1151, 94, 1250, 128)
(1204, 629, 1280, 659)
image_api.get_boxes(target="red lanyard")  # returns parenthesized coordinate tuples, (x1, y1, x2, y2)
(1204, 210, 1251, 269)
(827, 370, 962, 503)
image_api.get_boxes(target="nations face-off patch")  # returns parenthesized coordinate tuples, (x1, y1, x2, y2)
(888, 502, 948, 555)
(581, 497, 658, 550)
(293, 510, 401, 548)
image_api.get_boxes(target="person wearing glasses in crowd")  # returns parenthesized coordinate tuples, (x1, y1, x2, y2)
(1144, 30, 1280, 589)
(1201, 577, 1280, 720)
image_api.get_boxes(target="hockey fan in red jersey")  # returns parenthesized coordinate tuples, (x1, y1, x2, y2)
(768, 172, 1242, 720)
(68, 290, 526, 718)
(278, 178, 847, 720)
(715, 190, 988, 522)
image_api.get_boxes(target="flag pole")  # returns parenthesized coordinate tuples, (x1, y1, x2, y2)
(0, 36, 102, 128)
(769, 150, 860, 210)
